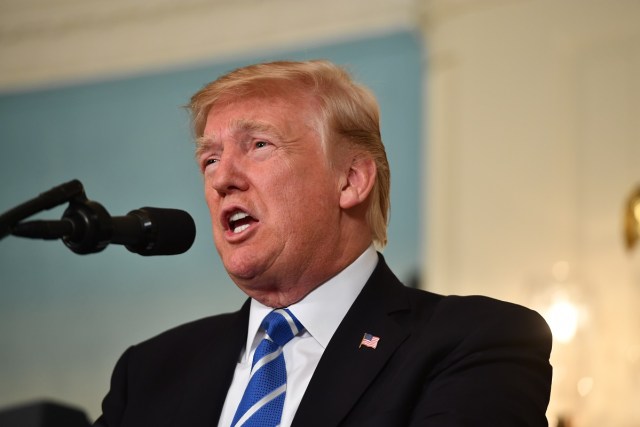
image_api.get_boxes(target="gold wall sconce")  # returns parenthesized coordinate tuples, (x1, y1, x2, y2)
(624, 184, 640, 252)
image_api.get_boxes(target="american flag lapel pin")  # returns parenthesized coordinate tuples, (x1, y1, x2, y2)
(359, 332, 380, 349)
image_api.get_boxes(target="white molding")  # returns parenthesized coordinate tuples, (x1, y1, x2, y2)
(0, 0, 418, 92)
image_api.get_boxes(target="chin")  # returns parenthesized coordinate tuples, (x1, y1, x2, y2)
(222, 254, 265, 284)
(224, 262, 259, 283)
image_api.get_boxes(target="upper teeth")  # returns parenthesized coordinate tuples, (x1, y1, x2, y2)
(229, 211, 251, 233)
(230, 212, 249, 222)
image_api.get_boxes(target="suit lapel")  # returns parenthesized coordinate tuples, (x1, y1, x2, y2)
(292, 256, 411, 427)
(170, 299, 250, 426)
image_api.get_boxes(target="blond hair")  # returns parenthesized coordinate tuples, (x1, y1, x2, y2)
(188, 60, 390, 248)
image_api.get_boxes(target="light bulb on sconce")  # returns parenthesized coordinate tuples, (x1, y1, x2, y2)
(544, 294, 580, 344)
(536, 261, 588, 345)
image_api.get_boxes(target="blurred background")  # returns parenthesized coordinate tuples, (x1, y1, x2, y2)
(0, 0, 639, 425)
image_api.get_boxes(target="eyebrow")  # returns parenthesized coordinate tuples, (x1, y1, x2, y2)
(195, 136, 215, 161)
(195, 119, 283, 159)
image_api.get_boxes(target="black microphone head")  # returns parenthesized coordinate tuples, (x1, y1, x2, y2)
(126, 207, 196, 256)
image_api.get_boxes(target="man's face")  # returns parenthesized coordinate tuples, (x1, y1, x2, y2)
(198, 93, 346, 306)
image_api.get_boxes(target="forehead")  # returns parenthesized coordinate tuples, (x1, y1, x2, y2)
(203, 94, 317, 136)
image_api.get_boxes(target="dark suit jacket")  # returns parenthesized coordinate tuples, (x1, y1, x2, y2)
(94, 255, 552, 427)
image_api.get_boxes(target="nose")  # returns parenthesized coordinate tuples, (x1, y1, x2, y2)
(209, 153, 248, 196)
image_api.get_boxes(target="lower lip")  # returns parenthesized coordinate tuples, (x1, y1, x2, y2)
(224, 222, 257, 241)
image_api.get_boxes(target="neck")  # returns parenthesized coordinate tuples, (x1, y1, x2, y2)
(241, 239, 373, 308)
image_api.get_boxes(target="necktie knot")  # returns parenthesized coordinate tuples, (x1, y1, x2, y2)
(262, 308, 304, 348)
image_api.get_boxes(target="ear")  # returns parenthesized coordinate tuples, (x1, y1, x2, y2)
(339, 154, 377, 210)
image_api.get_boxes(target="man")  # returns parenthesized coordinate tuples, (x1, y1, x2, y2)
(94, 60, 552, 426)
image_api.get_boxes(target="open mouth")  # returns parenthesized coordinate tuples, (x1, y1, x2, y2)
(228, 211, 257, 234)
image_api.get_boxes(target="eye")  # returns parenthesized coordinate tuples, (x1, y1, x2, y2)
(202, 157, 218, 170)
(255, 141, 268, 148)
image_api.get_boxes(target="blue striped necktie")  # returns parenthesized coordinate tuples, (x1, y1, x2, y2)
(231, 308, 304, 427)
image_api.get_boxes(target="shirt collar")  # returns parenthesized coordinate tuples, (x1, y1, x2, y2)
(244, 245, 378, 359)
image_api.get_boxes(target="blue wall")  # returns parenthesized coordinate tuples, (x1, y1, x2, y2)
(0, 31, 423, 419)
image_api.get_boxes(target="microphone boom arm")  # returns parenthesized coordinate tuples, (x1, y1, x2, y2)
(0, 179, 85, 240)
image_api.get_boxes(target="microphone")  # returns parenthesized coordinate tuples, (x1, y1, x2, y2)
(12, 205, 196, 256)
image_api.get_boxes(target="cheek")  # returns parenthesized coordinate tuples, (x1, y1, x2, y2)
(203, 179, 219, 207)
(203, 188, 222, 233)
(282, 181, 338, 226)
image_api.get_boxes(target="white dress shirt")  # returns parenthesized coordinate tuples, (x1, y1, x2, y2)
(217, 245, 378, 427)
